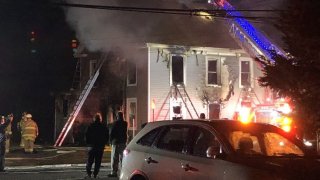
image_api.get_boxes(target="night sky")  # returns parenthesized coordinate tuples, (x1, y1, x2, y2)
(0, 0, 76, 142)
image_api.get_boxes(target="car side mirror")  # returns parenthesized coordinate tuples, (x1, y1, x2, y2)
(206, 145, 221, 159)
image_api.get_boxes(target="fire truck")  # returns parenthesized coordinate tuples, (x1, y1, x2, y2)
(235, 98, 295, 134)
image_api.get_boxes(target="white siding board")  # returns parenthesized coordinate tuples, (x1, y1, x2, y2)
(149, 48, 171, 120)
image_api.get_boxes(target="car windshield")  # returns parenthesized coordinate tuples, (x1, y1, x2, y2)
(216, 122, 304, 157)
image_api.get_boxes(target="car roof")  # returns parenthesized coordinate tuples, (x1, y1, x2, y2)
(145, 119, 278, 130)
(142, 119, 289, 139)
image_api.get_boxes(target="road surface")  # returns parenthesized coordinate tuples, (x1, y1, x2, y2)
(0, 164, 118, 180)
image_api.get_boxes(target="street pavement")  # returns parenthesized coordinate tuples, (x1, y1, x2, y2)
(2, 145, 118, 180)
(1, 164, 118, 180)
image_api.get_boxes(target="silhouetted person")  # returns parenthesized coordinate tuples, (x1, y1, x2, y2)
(0, 115, 10, 172)
(108, 111, 128, 177)
(200, 113, 206, 119)
(85, 113, 109, 178)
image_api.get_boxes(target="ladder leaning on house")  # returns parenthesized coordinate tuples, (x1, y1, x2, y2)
(155, 84, 199, 120)
(235, 86, 261, 109)
(54, 53, 108, 147)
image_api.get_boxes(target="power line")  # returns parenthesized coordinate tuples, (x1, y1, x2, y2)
(0, 1, 282, 20)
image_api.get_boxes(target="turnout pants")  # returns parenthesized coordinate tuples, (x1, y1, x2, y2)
(5, 138, 10, 153)
(86, 147, 104, 177)
(24, 139, 35, 153)
(111, 143, 126, 174)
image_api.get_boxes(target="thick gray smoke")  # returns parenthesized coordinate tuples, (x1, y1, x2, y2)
(66, 0, 187, 55)
(65, 0, 286, 56)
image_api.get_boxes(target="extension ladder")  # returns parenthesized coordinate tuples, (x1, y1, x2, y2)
(54, 53, 107, 146)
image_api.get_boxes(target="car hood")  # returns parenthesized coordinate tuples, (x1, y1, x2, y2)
(231, 156, 320, 179)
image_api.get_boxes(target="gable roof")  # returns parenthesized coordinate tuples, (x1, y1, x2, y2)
(145, 15, 241, 49)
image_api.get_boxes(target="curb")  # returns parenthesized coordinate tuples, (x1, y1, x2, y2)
(7, 163, 111, 170)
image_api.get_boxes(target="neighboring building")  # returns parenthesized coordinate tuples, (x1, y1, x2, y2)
(54, 50, 111, 143)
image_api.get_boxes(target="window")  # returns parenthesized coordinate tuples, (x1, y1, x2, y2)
(229, 131, 262, 155)
(171, 55, 184, 84)
(207, 59, 218, 85)
(137, 128, 162, 147)
(156, 126, 191, 153)
(127, 98, 137, 129)
(264, 132, 304, 156)
(89, 60, 97, 77)
(240, 60, 251, 87)
(127, 62, 137, 86)
(191, 128, 221, 158)
(206, 57, 221, 86)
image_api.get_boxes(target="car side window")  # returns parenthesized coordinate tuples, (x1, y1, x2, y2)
(191, 127, 221, 158)
(137, 127, 162, 147)
(156, 125, 191, 153)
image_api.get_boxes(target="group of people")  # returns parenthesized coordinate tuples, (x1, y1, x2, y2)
(85, 111, 127, 179)
(0, 112, 39, 172)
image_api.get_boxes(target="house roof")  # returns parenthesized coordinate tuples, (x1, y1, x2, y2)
(144, 15, 241, 49)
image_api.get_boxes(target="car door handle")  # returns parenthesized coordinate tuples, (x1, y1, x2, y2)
(181, 163, 198, 172)
(145, 157, 158, 164)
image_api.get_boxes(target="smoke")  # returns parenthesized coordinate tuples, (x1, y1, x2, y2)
(65, 0, 188, 60)
(65, 0, 286, 58)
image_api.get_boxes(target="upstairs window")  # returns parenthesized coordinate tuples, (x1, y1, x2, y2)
(127, 62, 137, 86)
(171, 55, 184, 85)
(240, 60, 251, 87)
(206, 57, 221, 86)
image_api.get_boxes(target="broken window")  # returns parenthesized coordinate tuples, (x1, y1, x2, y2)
(240, 61, 251, 87)
(172, 55, 184, 84)
(207, 59, 218, 85)
(127, 62, 137, 86)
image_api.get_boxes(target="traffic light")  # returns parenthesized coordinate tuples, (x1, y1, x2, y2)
(30, 31, 37, 54)
(71, 39, 78, 48)
(30, 31, 36, 42)
(71, 39, 78, 53)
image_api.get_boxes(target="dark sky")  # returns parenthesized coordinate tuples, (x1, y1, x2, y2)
(0, 0, 75, 142)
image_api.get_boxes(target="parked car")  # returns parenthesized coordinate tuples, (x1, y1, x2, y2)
(120, 120, 320, 180)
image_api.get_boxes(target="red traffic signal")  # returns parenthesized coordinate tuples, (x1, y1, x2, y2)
(71, 39, 78, 48)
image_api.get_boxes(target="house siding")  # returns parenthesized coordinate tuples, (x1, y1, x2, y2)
(126, 47, 149, 132)
(149, 48, 171, 121)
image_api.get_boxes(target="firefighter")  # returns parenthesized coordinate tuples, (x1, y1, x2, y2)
(5, 114, 13, 153)
(17, 112, 27, 148)
(22, 114, 38, 153)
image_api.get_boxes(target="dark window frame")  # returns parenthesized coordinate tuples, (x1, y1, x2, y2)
(207, 59, 218, 85)
(240, 60, 251, 87)
(127, 62, 137, 86)
(171, 55, 184, 85)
